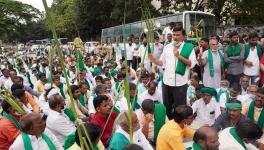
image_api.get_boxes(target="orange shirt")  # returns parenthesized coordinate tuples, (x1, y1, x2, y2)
(0, 117, 21, 149)
(156, 120, 194, 150)
(25, 91, 40, 113)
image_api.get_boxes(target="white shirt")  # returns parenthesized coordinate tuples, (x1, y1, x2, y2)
(115, 126, 154, 150)
(160, 42, 197, 86)
(4, 78, 13, 91)
(135, 109, 154, 141)
(10, 128, 63, 150)
(244, 46, 260, 76)
(0, 76, 9, 85)
(88, 95, 96, 114)
(126, 43, 136, 60)
(162, 26, 172, 41)
(219, 94, 243, 108)
(219, 127, 258, 150)
(139, 90, 163, 106)
(192, 98, 221, 126)
(139, 44, 151, 64)
(46, 109, 76, 145)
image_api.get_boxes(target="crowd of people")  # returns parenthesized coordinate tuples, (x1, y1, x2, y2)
(0, 25, 264, 150)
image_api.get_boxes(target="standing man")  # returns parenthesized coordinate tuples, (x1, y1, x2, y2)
(126, 39, 136, 68)
(224, 31, 245, 85)
(198, 39, 224, 89)
(243, 32, 262, 85)
(148, 27, 197, 119)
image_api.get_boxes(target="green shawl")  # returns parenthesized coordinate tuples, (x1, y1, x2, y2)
(227, 43, 241, 57)
(2, 111, 21, 130)
(154, 104, 166, 142)
(79, 79, 91, 91)
(22, 132, 56, 150)
(59, 83, 66, 99)
(248, 101, 264, 128)
(208, 49, 224, 77)
(244, 43, 262, 60)
(64, 108, 76, 122)
(108, 132, 130, 150)
(26, 72, 33, 87)
(175, 43, 194, 76)
(64, 131, 76, 150)
(229, 128, 247, 150)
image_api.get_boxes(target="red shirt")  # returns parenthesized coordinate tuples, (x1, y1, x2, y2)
(0, 117, 21, 149)
(260, 54, 264, 85)
(91, 112, 118, 148)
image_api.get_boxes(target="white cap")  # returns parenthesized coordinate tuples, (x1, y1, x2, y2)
(47, 88, 60, 99)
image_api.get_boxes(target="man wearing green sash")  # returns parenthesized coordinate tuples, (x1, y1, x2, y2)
(188, 126, 219, 150)
(242, 87, 264, 147)
(223, 31, 245, 85)
(243, 32, 262, 85)
(219, 121, 262, 150)
(148, 26, 197, 119)
(51, 75, 68, 100)
(198, 39, 224, 89)
(0, 101, 21, 149)
(10, 112, 63, 150)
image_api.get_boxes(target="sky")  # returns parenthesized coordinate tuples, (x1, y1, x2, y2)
(16, 0, 53, 11)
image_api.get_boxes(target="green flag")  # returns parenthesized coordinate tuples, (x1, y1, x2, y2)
(77, 49, 84, 72)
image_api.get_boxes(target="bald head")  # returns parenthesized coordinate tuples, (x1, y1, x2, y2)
(194, 126, 219, 149)
(48, 94, 65, 112)
(20, 113, 45, 135)
(118, 111, 138, 132)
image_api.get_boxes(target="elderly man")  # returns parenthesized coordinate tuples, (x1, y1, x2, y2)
(46, 94, 76, 145)
(10, 113, 63, 150)
(139, 81, 163, 105)
(198, 39, 224, 89)
(108, 111, 153, 150)
(188, 126, 219, 150)
(191, 87, 221, 129)
(4, 69, 17, 91)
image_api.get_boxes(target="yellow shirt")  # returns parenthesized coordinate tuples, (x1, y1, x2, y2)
(156, 120, 194, 150)
(242, 102, 264, 144)
(33, 80, 45, 95)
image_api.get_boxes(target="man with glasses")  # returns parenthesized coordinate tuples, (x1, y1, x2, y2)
(198, 39, 224, 89)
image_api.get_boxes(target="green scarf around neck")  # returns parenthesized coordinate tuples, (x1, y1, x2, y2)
(248, 101, 264, 128)
(244, 43, 262, 60)
(227, 43, 241, 57)
(2, 111, 21, 130)
(175, 43, 194, 76)
(59, 83, 66, 99)
(64, 108, 76, 122)
(22, 132, 56, 150)
(154, 104, 166, 143)
(26, 72, 33, 87)
(208, 49, 224, 77)
(229, 128, 247, 150)
(79, 93, 86, 106)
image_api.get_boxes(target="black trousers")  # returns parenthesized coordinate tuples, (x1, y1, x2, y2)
(162, 83, 188, 120)
(132, 56, 141, 70)
(226, 73, 242, 85)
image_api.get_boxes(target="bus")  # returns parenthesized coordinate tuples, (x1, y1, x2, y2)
(101, 11, 216, 43)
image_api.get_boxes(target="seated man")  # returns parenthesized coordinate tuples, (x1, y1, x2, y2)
(119, 82, 141, 111)
(156, 105, 195, 150)
(213, 100, 250, 131)
(188, 126, 219, 150)
(239, 85, 258, 105)
(191, 87, 221, 129)
(33, 73, 47, 95)
(135, 99, 166, 143)
(51, 74, 68, 100)
(219, 83, 242, 112)
(108, 111, 153, 150)
(216, 80, 230, 102)
(46, 94, 76, 145)
(91, 95, 118, 148)
(219, 121, 262, 150)
(242, 87, 264, 148)
(139, 81, 163, 105)
(10, 112, 63, 150)
(68, 123, 105, 150)
(0, 101, 21, 149)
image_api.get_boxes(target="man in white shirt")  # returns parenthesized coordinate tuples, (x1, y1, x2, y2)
(191, 87, 221, 129)
(244, 32, 262, 85)
(46, 94, 76, 145)
(10, 112, 63, 150)
(139, 81, 162, 105)
(162, 22, 175, 42)
(219, 121, 262, 150)
(0, 68, 9, 85)
(4, 69, 17, 91)
(126, 40, 136, 68)
(139, 37, 152, 73)
(239, 85, 258, 105)
(148, 26, 197, 119)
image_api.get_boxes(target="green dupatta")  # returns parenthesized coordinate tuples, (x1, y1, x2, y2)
(229, 128, 247, 150)
(59, 83, 66, 99)
(154, 104, 166, 142)
(208, 49, 224, 77)
(248, 101, 264, 128)
(227, 43, 241, 57)
(2, 111, 21, 130)
(244, 43, 262, 60)
(175, 43, 194, 75)
(22, 132, 56, 150)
